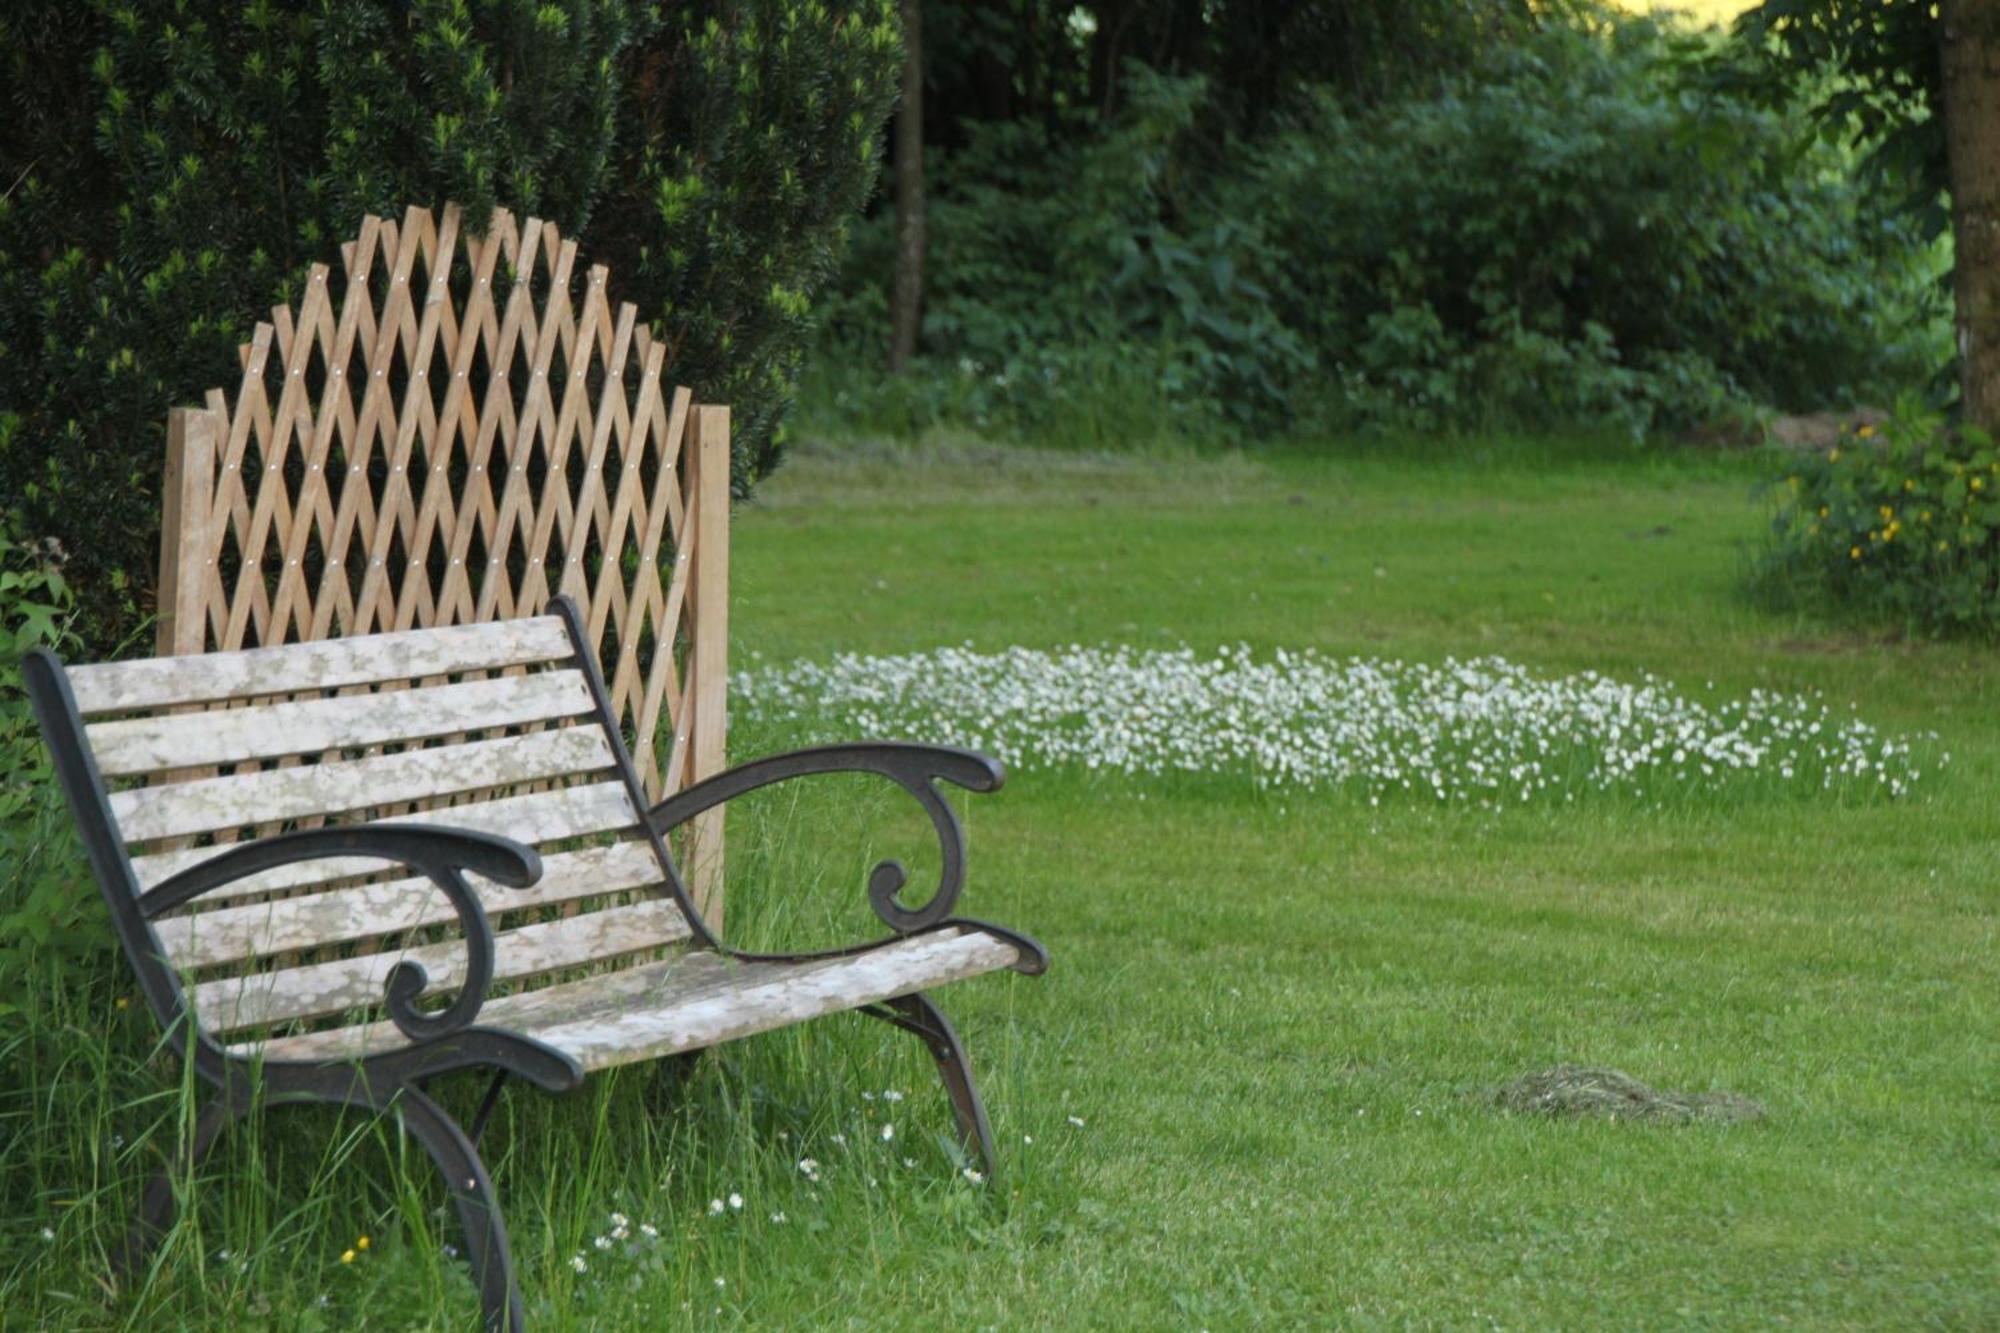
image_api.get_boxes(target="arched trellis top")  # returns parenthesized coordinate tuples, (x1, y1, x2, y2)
(154, 202, 730, 921)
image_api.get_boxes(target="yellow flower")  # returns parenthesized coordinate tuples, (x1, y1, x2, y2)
(1850, 546, 1863, 559)
(1817, 505, 1829, 518)
(1973, 476, 1986, 491)
(1857, 423, 1877, 439)
(1903, 478, 1916, 491)
(115, 997, 130, 1012)
(356, 1236, 370, 1252)
(1884, 520, 1900, 540)
(1921, 510, 1932, 522)
(1829, 448, 1842, 461)
(1878, 505, 1894, 522)
(341, 1249, 356, 1265)
(1938, 540, 1950, 552)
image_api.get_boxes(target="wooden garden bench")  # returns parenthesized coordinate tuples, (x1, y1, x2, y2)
(24, 599, 1046, 1331)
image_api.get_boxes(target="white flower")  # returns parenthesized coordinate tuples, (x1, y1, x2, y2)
(639, 1223, 659, 1240)
(882, 1089, 905, 1103)
(830, 1133, 846, 1146)
(593, 1235, 612, 1251)
(1023, 1134, 1034, 1145)
(609, 1211, 628, 1228)
(770, 1211, 787, 1225)
(902, 1157, 916, 1169)
(714, 1276, 727, 1289)
(728, 1192, 743, 1211)
(880, 1124, 895, 1142)
(708, 1198, 725, 1216)
(571, 1254, 589, 1274)
(1067, 1115, 1086, 1128)
(797, 1158, 821, 1182)
(734, 647, 1930, 805)
(961, 1167, 985, 1185)
(40, 1227, 55, 1243)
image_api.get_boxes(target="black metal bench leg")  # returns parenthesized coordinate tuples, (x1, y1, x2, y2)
(117, 1092, 247, 1281)
(395, 1087, 524, 1333)
(868, 992, 998, 1179)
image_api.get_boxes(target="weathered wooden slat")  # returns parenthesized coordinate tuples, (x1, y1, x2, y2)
(550, 928, 1017, 1071)
(70, 617, 572, 717)
(197, 898, 692, 1034)
(112, 725, 615, 843)
(87, 670, 593, 776)
(154, 841, 668, 970)
(235, 927, 1021, 1065)
(243, 949, 743, 1061)
(130, 781, 641, 898)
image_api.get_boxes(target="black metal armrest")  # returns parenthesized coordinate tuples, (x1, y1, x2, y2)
(646, 741, 1024, 945)
(142, 825, 543, 1043)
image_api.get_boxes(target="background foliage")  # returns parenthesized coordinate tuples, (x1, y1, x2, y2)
(0, 0, 899, 651)
(808, 3, 1948, 446)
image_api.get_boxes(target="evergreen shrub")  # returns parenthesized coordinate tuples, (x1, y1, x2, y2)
(0, 0, 898, 649)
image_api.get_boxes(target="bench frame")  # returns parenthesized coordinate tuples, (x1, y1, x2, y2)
(26, 596, 1046, 1330)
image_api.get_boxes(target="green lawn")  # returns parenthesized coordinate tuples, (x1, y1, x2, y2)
(10, 434, 1997, 1328)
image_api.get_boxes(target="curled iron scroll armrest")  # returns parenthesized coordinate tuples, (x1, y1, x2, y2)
(645, 742, 1047, 974)
(141, 825, 543, 1043)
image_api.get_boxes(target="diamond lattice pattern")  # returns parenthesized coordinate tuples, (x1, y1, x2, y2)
(165, 203, 720, 800)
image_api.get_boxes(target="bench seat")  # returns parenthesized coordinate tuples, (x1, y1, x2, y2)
(237, 926, 1023, 1070)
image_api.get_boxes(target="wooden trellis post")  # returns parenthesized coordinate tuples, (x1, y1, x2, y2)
(155, 203, 732, 924)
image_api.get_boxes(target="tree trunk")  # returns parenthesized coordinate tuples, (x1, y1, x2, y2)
(889, 0, 925, 374)
(1942, 0, 2000, 434)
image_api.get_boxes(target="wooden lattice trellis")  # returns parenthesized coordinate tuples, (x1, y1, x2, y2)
(155, 202, 731, 923)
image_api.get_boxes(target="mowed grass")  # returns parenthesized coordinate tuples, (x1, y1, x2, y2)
(722, 434, 2000, 1327)
(7, 433, 1996, 1328)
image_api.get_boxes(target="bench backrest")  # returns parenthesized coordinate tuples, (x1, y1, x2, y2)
(153, 202, 730, 921)
(37, 611, 698, 1048)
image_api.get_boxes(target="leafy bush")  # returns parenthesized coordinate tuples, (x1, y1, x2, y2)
(1761, 405, 2000, 636)
(0, 0, 898, 650)
(594, 1, 902, 487)
(1246, 14, 1943, 438)
(0, 520, 105, 1034)
(807, 10, 1945, 448)
(814, 68, 1313, 439)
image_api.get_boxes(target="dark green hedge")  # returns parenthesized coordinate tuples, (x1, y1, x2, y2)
(0, 0, 898, 649)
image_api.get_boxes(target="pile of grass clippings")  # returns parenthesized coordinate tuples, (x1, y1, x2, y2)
(1494, 1065, 1766, 1124)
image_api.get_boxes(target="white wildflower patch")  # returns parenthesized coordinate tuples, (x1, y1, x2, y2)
(736, 645, 1940, 804)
